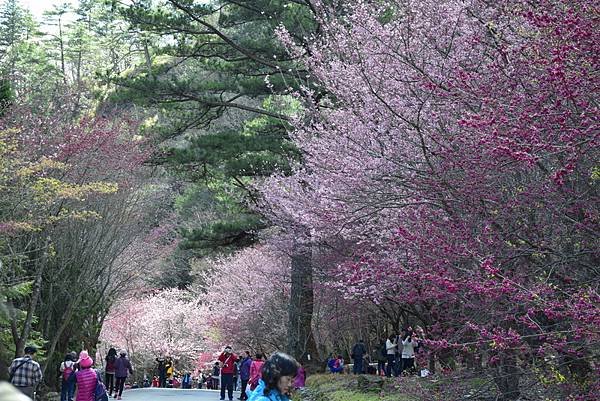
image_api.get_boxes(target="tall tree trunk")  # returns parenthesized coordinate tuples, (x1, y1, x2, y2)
(142, 38, 152, 75)
(493, 352, 521, 401)
(13, 238, 49, 357)
(286, 237, 318, 370)
(42, 300, 77, 376)
(58, 15, 66, 83)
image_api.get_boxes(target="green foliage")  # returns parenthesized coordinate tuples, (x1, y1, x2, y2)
(113, 1, 316, 260)
(300, 375, 416, 401)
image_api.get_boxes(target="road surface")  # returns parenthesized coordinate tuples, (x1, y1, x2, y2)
(117, 388, 243, 401)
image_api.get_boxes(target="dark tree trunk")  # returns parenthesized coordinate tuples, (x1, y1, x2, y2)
(493, 352, 521, 401)
(286, 238, 318, 370)
(13, 237, 48, 357)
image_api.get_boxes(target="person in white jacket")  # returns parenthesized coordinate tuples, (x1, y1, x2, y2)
(385, 334, 397, 377)
(400, 327, 419, 375)
(59, 353, 76, 401)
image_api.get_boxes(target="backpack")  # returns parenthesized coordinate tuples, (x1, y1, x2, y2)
(95, 371, 109, 401)
(62, 363, 74, 381)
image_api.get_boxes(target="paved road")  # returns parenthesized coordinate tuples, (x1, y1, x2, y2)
(118, 388, 243, 401)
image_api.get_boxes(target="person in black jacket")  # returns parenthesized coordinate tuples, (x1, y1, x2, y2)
(156, 357, 167, 388)
(351, 340, 367, 374)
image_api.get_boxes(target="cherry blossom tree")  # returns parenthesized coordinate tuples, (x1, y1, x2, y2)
(262, 1, 599, 399)
(197, 246, 291, 353)
(100, 289, 209, 373)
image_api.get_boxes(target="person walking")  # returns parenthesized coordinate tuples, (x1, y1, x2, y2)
(114, 351, 133, 400)
(351, 339, 367, 374)
(73, 351, 98, 401)
(60, 353, 76, 401)
(385, 334, 397, 377)
(105, 348, 117, 397)
(238, 351, 252, 400)
(218, 346, 238, 401)
(248, 353, 264, 391)
(7, 345, 43, 399)
(247, 352, 299, 401)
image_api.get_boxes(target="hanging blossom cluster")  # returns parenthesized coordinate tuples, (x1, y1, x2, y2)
(262, 0, 598, 399)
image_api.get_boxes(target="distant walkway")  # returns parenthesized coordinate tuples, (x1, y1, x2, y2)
(121, 387, 241, 400)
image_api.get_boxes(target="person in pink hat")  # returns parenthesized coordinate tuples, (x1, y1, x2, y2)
(74, 351, 98, 401)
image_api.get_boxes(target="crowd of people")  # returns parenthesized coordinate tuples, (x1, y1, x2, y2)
(6, 346, 134, 401)
(150, 348, 305, 401)
(7, 333, 424, 401)
(332, 327, 426, 377)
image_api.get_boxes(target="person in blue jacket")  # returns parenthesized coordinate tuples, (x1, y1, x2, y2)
(247, 352, 299, 401)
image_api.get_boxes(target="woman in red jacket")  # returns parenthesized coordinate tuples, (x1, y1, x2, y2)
(218, 346, 238, 401)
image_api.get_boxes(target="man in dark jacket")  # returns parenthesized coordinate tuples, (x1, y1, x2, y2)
(351, 340, 367, 374)
(156, 357, 167, 388)
(114, 351, 133, 400)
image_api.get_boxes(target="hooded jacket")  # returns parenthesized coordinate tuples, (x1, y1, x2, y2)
(114, 356, 133, 378)
(247, 379, 290, 401)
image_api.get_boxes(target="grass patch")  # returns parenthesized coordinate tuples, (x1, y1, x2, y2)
(299, 374, 417, 401)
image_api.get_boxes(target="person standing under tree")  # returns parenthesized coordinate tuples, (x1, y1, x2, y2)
(218, 346, 238, 401)
(351, 339, 367, 374)
(238, 351, 252, 400)
(211, 362, 221, 390)
(233, 359, 239, 391)
(248, 353, 264, 392)
(400, 328, 419, 376)
(385, 334, 397, 377)
(8, 345, 43, 399)
(156, 357, 167, 388)
(165, 357, 173, 384)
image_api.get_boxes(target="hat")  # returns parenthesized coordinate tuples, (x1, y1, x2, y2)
(24, 345, 37, 355)
(78, 350, 93, 368)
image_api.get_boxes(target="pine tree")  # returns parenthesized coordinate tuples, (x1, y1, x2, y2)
(118, 0, 316, 252)
(118, 0, 321, 364)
